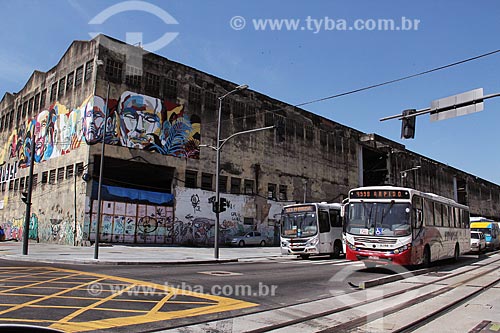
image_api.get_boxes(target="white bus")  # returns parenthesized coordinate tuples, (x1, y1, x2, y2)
(343, 186, 470, 268)
(280, 202, 343, 259)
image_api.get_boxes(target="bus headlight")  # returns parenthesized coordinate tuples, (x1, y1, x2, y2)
(347, 241, 356, 250)
(306, 237, 319, 247)
(281, 240, 290, 247)
(392, 244, 411, 254)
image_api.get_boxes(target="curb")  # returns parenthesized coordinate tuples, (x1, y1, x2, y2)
(0, 255, 239, 266)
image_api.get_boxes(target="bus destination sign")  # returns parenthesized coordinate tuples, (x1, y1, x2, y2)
(350, 189, 410, 200)
(283, 205, 315, 213)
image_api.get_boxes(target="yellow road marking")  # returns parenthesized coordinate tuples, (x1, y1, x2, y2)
(0, 266, 258, 332)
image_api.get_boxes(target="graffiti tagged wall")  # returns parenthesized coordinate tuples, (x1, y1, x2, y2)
(0, 91, 201, 174)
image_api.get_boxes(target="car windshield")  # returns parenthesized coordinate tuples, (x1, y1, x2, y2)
(345, 202, 411, 236)
(471, 232, 480, 239)
(281, 212, 317, 237)
(471, 228, 491, 236)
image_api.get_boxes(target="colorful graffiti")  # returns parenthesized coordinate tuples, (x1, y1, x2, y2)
(83, 91, 201, 158)
(0, 91, 200, 172)
(0, 213, 39, 242)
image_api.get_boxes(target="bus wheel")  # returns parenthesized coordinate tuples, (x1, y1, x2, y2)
(422, 246, 431, 268)
(300, 254, 310, 260)
(331, 241, 342, 259)
(453, 244, 460, 262)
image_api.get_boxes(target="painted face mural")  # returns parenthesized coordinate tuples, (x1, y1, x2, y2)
(119, 92, 162, 149)
(34, 110, 49, 161)
(83, 96, 107, 144)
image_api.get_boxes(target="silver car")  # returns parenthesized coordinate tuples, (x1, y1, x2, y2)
(230, 231, 266, 247)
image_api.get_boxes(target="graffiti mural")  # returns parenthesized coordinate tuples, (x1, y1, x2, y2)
(83, 91, 201, 158)
(0, 91, 200, 173)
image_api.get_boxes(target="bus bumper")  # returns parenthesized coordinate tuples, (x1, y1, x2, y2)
(346, 248, 412, 266)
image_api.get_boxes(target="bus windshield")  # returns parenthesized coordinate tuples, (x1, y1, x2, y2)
(346, 202, 411, 237)
(281, 212, 318, 237)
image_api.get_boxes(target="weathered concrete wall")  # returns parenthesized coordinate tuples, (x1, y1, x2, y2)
(1, 35, 499, 246)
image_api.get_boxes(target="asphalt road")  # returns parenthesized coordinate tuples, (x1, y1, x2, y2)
(0, 255, 481, 332)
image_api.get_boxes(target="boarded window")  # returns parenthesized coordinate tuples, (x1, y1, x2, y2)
(185, 170, 197, 188)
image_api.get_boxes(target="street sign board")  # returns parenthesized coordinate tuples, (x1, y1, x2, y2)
(430, 88, 484, 122)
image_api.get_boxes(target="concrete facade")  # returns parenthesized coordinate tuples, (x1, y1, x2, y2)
(0, 35, 498, 246)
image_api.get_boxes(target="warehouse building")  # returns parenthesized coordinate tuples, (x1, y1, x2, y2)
(0, 35, 498, 246)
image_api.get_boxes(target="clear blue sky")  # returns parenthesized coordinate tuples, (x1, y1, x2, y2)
(1, 0, 499, 185)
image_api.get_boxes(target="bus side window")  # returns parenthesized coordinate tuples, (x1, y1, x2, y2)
(329, 209, 341, 228)
(319, 211, 330, 233)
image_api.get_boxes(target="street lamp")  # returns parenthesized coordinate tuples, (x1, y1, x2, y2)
(94, 60, 110, 260)
(214, 84, 248, 259)
(400, 166, 421, 187)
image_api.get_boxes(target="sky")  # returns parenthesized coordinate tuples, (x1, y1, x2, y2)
(0, 0, 499, 185)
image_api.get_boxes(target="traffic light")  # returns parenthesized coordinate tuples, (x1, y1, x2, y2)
(401, 109, 416, 139)
(275, 118, 285, 143)
(21, 192, 29, 204)
(219, 197, 228, 213)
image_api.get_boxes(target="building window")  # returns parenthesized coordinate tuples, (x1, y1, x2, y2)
(185, 170, 197, 188)
(22, 102, 28, 120)
(296, 123, 304, 140)
(66, 71, 74, 91)
(244, 217, 254, 226)
(20, 177, 25, 192)
(218, 176, 227, 193)
(40, 89, 47, 109)
(33, 94, 40, 114)
(105, 59, 123, 83)
(319, 131, 327, 146)
(57, 167, 65, 183)
(49, 169, 56, 184)
(305, 125, 314, 141)
(230, 177, 241, 194)
(265, 112, 274, 127)
(41, 171, 48, 184)
(58, 77, 65, 98)
(66, 165, 74, 179)
(85, 60, 93, 81)
(204, 91, 217, 111)
(16, 105, 21, 127)
(279, 185, 287, 201)
(145, 72, 160, 96)
(244, 179, 254, 194)
(163, 78, 177, 101)
(75, 65, 84, 87)
(201, 173, 213, 191)
(14, 179, 19, 191)
(50, 82, 57, 102)
(76, 162, 84, 176)
(32, 174, 38, 190)
(233, 100, 245, 119)
(125, 65, 142, 87)
(268, 183, 277, 200)
(28, 98, 34, 118)
(189, 86, 202, 108)
(246, 107, 257, 128)
(9, 180, 13, 191)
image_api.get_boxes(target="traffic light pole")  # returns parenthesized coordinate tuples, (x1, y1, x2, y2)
(22, 121, 36, 255)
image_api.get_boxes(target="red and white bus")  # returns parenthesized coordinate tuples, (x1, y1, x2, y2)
(343, 186, 470, 268)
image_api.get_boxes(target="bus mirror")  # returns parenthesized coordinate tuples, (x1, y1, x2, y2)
(416, 209, 423, 225)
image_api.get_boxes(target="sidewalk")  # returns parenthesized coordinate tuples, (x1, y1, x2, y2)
(0, 241, 285, 265)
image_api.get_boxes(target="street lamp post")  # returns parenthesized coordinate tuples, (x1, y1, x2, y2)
(214, 84, 248, 259)
(400, 165, 421, 187)
(93, 66, 110, 260)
